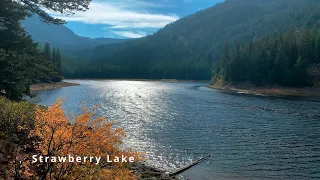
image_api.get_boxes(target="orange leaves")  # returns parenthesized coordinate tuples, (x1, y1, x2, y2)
(27, 98, 140, 179)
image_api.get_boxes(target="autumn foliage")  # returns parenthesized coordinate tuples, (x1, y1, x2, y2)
(19, 99, 141, 179)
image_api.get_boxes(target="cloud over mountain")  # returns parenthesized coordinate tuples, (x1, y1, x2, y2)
(48, 0, 179, 38)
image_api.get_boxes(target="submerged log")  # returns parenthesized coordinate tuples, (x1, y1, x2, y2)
(169, 155, 210, 176)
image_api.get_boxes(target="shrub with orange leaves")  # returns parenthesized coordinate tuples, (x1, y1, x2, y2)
(21, 98, 141, 180)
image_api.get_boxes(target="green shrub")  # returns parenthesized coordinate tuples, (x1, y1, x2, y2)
(0, 96, 35, 140)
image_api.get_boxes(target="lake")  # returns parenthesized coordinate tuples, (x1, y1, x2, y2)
(34, 80, 320, 180)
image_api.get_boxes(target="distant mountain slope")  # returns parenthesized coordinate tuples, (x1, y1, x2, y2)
(22, 16, 128, 53)
(66, 0, 320, 79)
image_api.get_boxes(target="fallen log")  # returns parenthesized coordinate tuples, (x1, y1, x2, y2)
(169, 155, 210, 176)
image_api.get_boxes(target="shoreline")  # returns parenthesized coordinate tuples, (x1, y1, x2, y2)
(66, 78, 210, 82)
(30, 81, 79, 93)
(131, 163, 179, 180)
(210, 83, 320, 101)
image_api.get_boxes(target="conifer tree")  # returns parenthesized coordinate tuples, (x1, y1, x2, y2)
(52, 47, 56, 63)
(1, 0, 93, 100)
(44, 42, 51, 61)
(56, 49, 62, 74)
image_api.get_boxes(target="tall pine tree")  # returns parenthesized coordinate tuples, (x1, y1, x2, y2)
(56, 49, 62, 75)
(44, 42, 51, 61)
(52, 47, 56, 63)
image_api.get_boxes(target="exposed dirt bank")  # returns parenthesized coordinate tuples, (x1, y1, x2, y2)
(211, 83, 320, 101)
(30, 82, 79, 93)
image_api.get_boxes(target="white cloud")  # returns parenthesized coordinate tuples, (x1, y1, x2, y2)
(111, 31, 147, 38)
(49, 1, 179, 29)
(99, 0, 166, 9)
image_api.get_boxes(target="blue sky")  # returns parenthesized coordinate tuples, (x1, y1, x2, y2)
(49, 0, 223, 39)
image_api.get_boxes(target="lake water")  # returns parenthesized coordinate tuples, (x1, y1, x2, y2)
(34, 80, 320, 180)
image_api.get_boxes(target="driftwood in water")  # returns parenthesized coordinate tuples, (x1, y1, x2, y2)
(169, 155, 210, 176)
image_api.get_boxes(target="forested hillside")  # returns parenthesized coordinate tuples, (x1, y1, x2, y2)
(213, 29, 320, 87)
(64, 0, 320, 80)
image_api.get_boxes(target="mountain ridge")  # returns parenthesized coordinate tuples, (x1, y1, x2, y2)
(22, 16, 129, 53)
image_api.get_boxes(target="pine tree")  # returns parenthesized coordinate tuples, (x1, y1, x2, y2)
(56, 49, 62, 75)
(44, 42, 51, 61)
(1, 0, 93, 100)
(52, 48, 56, 63)
(315, 32, 320, 63)
(301, 30, 312, 64)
